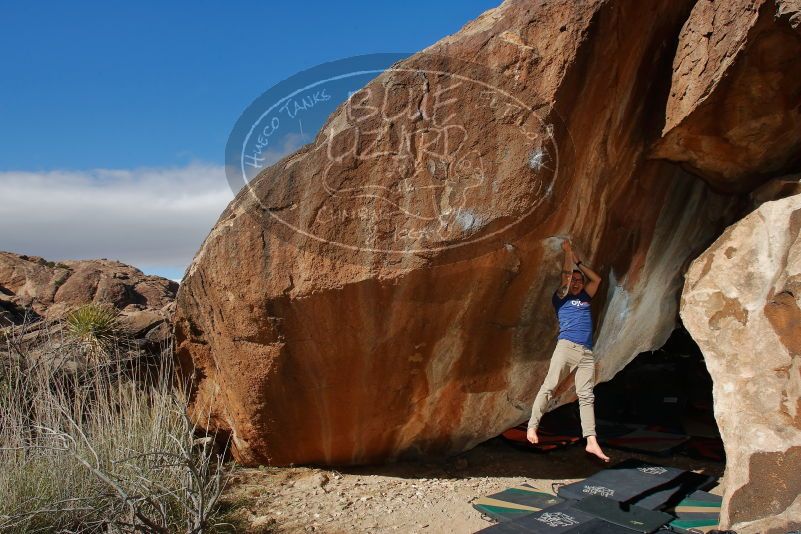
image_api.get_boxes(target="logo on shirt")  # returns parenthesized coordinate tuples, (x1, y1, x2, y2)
(569, 299, 590, 307)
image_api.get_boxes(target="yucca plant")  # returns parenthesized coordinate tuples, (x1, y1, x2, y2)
(65, 304, 121, 357)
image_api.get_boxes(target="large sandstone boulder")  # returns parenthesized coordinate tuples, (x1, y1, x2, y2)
(681, 194, 801, 533)
(175, 0, 736, 466)
(653, 0, 801, 193)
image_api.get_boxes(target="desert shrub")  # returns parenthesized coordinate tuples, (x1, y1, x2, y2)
(65, 304, 121, 357)
(0, 319, 231, 533)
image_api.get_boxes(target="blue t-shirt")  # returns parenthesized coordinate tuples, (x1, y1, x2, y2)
(552, 289, 594, 348)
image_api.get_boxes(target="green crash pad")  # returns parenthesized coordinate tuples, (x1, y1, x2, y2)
(668, 491, 721, 533)
(473, 484, 564, 522)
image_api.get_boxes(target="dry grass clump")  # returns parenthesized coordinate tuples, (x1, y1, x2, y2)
(0, 315, 232, 533)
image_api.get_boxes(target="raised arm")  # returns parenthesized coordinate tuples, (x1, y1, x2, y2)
(572, 249, 602, 298)
(558, 240, 573, 298)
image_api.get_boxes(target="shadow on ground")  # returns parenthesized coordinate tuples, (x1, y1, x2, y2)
(330, 436, 724, 483)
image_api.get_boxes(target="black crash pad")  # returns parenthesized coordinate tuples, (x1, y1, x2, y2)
(560, 518, 641, 533)
(632, 470, 715, 510)
(557, 459, 685, 503)
(477, 501, 598, 533)
(603, 429, 690, 456)
(573, 495, 672, 533)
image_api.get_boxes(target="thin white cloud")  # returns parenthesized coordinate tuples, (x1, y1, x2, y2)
(0, 131, 310, 280)
(0, 163, 234, 279)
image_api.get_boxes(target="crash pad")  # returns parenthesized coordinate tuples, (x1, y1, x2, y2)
(476, 501, 598, 533)
(473, 484, 564, 522)
(573, 495, 672, 533)
(603, 429, 690, 456)
(502, 424, 581, 453)
(557, 459, 686, 503)
(632, 471, 715, 510)
(667, 491, 722, 533)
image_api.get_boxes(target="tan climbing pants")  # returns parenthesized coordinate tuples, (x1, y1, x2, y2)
(528, 339, 597, 437)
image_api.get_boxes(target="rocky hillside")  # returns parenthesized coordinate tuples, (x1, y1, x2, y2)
(174, 0, 801, 531)
(0, 251, 177, 349)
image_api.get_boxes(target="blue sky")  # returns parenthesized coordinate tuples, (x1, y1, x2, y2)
(0, 0, 499, 279)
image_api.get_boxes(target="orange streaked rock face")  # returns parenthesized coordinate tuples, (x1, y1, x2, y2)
(174, 0, 737, 466)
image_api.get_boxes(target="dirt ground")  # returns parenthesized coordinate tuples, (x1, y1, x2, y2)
(220, 437, 725, 533)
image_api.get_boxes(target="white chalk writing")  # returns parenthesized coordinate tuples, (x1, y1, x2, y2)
(278, 89, 330, 119)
